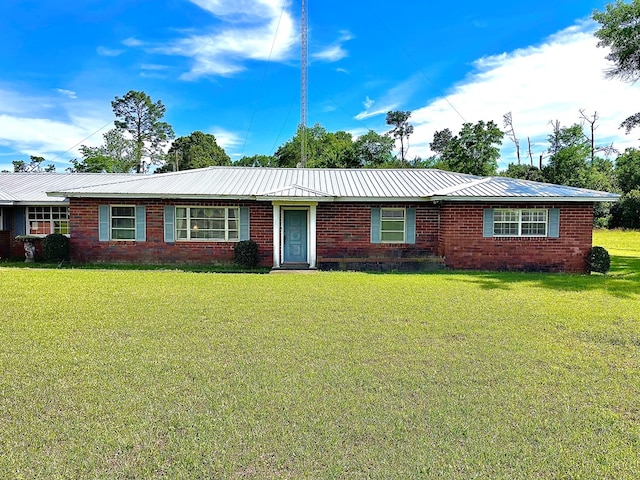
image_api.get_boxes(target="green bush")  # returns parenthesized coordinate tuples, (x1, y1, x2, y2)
(42, 233, 70, 261)
(586, 246, 610, 275)
(233, 240, 259, 268)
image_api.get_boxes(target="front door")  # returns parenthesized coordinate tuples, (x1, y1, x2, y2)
(283, 209, 308, 264)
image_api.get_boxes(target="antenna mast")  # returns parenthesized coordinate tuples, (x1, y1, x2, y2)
(300, 0, 308, 167)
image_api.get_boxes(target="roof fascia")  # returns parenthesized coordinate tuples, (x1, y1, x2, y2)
(430, 195, 620, 203)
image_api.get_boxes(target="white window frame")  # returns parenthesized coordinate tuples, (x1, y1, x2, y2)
(0, 208, 4, 231)
(493, 208, 548, 237)
(26, 206, 70, 236)
(175, 206, 240, 242)
(380, 207, 406, 243)
(110, 205, 137, 241)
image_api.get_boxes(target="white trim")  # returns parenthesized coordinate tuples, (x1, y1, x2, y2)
(110, 204, 137, 241)
(174, 205, 240, 242)
(26, 205, 70, 236)
(272, 205, 281, 268)
(380, 207, 406, 244)
(271, 201, 317, 269)
(431, 195, 619, 203)
(493, 208, 548, 237)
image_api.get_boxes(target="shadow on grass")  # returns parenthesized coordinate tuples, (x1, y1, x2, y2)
(0, 260, 271, 274)
(449, 254, 640, 298)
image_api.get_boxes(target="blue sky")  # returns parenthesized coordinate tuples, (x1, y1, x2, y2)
(1, 0, 639, 172)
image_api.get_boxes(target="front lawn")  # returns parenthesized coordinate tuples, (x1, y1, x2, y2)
(1, 231, 639, 479)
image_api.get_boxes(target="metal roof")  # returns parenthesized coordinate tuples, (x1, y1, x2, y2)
(0, 172, 136, 204)
(0, 168, 620, 204)
(47, 167, 620, 202)
(48, 167, 480, 200)
(431, 176, 621, 202)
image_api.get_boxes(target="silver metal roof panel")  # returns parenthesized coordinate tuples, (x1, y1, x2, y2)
(4, 167, 614, 203)
(0, 172, 136, 203)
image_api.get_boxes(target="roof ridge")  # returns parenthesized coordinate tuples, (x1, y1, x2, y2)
(258, 183, 334, 197)
(431, 177, 492, 196)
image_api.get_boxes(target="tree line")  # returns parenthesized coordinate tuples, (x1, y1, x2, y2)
(8, 1, 640, 228)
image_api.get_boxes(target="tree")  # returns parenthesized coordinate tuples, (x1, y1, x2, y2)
(313, 130, 358, 168)
(234, 154, 278, 167)
(274, 124, 358, 168)
(275, 124, 322, 167)
(500, 164, 545, 182)
(503, 112, 521, 164)
(543, 122, 617, 197)
(353, 130, 395, 167)
(614, 147, 640, 193)
(69, 129, 136, 173)
(593, 1, 640, 133)
(386, 110, 414, 164)
(593, 0, 640, 83)
(429, 128, 454, 157)
(156, 131, 230, 173)
(13, 155, 55, 172)
(543, 123, 592, 187)
(111, 90, 174, 173)
(433, 121, 504, 176)
(609, 189, 640, 228)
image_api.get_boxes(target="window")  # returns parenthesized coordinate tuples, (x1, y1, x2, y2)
(380, 208, 405, 243)
(494, 209, 547, 237)
(0, 208, 4, 231)
(111, 206, 136, 240)
(175, 207, 240, 241)
(27, 206, 69, 235)
(99, 205, 145, 242)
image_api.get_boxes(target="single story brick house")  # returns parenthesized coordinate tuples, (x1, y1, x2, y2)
(1, 167, 619, 272)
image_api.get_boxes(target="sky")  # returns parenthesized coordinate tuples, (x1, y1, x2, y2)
(1, 0, 640, 173)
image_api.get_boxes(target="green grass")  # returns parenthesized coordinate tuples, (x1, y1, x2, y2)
(1, 230, 639, 478)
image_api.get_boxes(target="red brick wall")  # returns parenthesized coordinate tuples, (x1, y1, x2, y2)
(0, 231, 9, 259)
(69, 199, 273, 266)
(438, 203, 594, 273)
(316, 202, 440, 259)
(68, 198, 595, 273)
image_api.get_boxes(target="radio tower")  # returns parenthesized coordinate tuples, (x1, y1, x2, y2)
(300, 0, 308, 167)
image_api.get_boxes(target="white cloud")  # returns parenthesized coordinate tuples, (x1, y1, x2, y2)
(0, 88, 112, 170)
(363, 96, 375, 109)
(312, 30, 354, 63)
(141, 64, 169, 71)
(144, 0, 297, 79)
(97, 46, 124, 57)
(405, 20, 640, 166)
(355, 107, 393, 121)
(354, 75, 422, 120)
(55, 88, 77, 99)
(122, 37, 144, 47)
(313, 45, 348, 62)
(209, 126, 242, 151)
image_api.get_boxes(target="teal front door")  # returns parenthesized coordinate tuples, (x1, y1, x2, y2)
(283, 209, 308, 264)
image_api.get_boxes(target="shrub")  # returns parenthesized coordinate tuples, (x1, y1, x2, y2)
(586, 246, 610, 275)
(233, 240, 259, 268)
(42, 233, 70, 261)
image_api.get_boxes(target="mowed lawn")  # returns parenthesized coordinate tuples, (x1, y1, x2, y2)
(1, 231, 639, 479)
